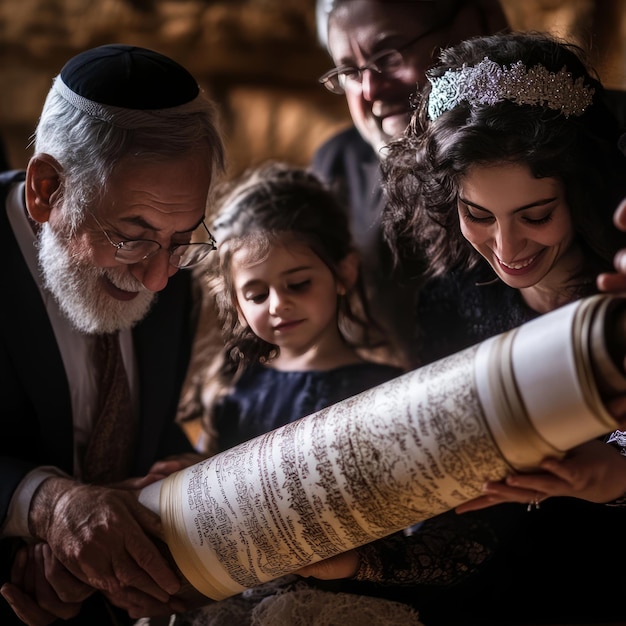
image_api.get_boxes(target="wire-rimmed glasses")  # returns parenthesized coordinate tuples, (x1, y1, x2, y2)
(318, 3, 465, 95)
(92, 214, 217, 269)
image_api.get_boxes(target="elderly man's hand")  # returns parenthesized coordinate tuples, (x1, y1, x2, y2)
(103, 581, 211, 619)
(0, 542, 92, 626)
(28, 477, 181, 602)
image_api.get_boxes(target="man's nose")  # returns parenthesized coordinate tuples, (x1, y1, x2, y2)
(360, 67, 386, 101)
(131, 249, 178, 292)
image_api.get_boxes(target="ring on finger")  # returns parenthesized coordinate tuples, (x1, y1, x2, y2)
(526, 492, 542, 512)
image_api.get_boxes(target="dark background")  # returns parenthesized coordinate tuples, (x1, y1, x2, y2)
(0, 0, 624, 177)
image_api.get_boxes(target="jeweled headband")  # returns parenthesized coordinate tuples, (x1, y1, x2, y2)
(427, 57, 595, 120)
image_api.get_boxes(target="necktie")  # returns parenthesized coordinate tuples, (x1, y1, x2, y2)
(82, 333, 136, 484)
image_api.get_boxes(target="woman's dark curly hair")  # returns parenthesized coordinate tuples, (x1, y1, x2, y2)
(381, 31, 626, 284)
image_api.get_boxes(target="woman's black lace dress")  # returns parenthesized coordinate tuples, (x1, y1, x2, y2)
(347, 265, 626, 625)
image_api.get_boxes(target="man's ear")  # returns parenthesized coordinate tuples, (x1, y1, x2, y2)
(337, 251, 360, 295)
(25, 154, 63, 224)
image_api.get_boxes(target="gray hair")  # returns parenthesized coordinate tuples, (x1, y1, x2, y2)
(316, 0, 469, 51)
(316, 0, 336, 49)
(33, 78, 226, 232)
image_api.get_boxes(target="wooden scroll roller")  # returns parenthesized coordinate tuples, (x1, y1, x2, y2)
(139, 294, 626, 601)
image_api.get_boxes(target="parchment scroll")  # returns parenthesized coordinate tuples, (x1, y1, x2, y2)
(139, 294, 626, 601)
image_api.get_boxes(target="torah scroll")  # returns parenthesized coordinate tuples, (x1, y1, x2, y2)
(140, 294, 626, 601)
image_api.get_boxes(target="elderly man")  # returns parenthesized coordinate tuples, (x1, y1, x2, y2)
(0, 44, 224, 625)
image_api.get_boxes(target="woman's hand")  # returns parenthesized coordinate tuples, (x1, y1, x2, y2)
(597, 198, 626, 293)
(456, 439, 626, 513)
(294, 550, 359, 580)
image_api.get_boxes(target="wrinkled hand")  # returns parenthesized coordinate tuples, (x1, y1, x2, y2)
(0, 542, 92, 626)
(456, 439, 626, 513)
(597, 198, 626, 293)
(28, 477, 181, 602)
(294, 549, 359, 580)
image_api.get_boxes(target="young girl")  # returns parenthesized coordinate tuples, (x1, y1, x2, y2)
(196, 160, 403, 454)
(173, 162, 425, 626)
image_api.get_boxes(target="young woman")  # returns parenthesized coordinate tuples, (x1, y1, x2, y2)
(297, 32, 626, 626)
(383, 31, 626, 364)
(380, 30, 626, 515)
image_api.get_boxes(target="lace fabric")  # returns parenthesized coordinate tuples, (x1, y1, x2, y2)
(170, 576, 423, 626)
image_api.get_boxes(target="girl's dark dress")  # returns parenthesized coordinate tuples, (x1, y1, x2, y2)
(214, 362, 403, 451)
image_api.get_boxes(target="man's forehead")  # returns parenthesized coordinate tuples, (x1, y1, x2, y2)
(329, 0, 451, 43)
(330, 0, 455, 26)
(328, 0, 442, 57)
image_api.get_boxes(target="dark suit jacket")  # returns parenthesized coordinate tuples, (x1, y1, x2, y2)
(312, 127, 421, 367)
(605, 88, 626, 132)
(0, 170, 196, 625)
(311, 126, 383, 257)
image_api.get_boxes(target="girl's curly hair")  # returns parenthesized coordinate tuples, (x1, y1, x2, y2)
(189, 161, 388, 448)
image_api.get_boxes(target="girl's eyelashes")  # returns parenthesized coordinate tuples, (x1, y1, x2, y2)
(288, 279, 311, 292)
(243, 279, 313, 302)
(242, 290, 268, 304)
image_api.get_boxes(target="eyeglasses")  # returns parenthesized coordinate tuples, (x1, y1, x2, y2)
(92, 215, 217, 269)
(318, 4, 464, 95)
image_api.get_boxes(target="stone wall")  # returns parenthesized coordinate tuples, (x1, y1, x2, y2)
(0, 0, 624, 173)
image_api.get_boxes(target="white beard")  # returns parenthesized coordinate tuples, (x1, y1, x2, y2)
(37, 223, 157, 334)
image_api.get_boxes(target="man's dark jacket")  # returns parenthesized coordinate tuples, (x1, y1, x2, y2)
(0, 170, 196, 625)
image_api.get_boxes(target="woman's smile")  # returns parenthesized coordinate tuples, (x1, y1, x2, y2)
(495, 250, 545, 275)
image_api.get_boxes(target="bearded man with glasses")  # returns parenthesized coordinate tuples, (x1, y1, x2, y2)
(0, 44, 224, 625)
(313, 0, 509, 369)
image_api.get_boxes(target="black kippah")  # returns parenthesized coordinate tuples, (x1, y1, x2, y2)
(59, 44, 199, 110)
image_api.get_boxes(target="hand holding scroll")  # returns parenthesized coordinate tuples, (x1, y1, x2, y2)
(294, 550, 359, 581)
(456, 439, 626, 513)
(28, 477, 181, 601)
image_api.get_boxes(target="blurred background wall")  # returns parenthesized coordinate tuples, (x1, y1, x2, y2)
(0, 0, 624, 175)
